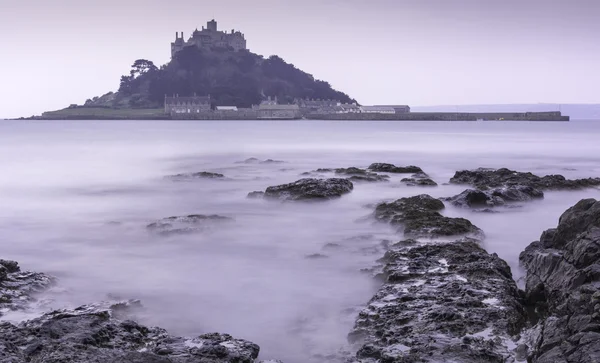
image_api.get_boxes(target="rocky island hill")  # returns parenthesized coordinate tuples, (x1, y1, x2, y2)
(36, 20, 568, 121)
(39, 21, 355, 121)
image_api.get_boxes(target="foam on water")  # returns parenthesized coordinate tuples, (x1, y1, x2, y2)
(0, 120, 599, 362)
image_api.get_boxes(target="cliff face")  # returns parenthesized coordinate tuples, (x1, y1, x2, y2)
(86, 47, 355, 109)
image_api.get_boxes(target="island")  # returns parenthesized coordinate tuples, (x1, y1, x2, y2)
(34, 20, 568, 121)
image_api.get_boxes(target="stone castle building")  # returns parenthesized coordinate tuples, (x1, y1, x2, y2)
(171, 20, 247, 57)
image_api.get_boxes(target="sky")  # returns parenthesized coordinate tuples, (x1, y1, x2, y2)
(1, 0, 599, 118)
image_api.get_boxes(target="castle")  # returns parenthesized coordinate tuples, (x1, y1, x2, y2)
(171, 19, 247, 57)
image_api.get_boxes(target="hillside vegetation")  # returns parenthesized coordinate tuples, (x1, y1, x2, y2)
(85, 47, 355, 109)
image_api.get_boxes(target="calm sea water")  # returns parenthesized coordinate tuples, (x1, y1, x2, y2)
(1, 120, 599, 362)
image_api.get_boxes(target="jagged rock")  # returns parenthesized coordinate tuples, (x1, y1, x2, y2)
(450, 167, 600, 190)
(167, 171, 225, 180)
(400, 177, 438, 186)
(146, 215, 233, 236)
(257, 178, 354, 201)
(519, 199, 600, 363)
(445, 186, 544, 208)
(368, 163, 423, 174)
(349, 239, 527, 363)
(0, 260, 54, 317)
(374, 195, 482, 238)
(0, 300, 261, 363)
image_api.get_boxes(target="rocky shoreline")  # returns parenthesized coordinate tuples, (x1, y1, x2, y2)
(1, 164, 599, 362)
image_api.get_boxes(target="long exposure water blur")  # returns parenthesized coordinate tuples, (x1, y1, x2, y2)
(1, 120, 599, 362)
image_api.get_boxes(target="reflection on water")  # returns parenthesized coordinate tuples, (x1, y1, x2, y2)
(0, 120, 599, 362)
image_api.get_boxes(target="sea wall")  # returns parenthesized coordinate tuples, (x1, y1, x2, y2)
(307, 111, 569, 121)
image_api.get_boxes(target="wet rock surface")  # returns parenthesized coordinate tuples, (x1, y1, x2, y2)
(167, 172, 225, 180)
(146, 215, 233, 236)
(445, 185, 544, 208)
(347, 193, 526, 362)
(450, 167, 600, 190)
(256, 178, 354, 201)
(0, 260, 54, 317)
(374, 194, 482, 239)
(368, 163, 423, 174)
(0, 300, 262, 363)
(519, 198, 600, 363)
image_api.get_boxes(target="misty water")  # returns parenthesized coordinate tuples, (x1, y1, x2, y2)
(1, 120, 599, 362)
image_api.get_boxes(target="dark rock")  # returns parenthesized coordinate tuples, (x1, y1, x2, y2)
(519, 199, 600, 363)
(247, 191, 265, 199)
(260, 159, 284, 164)
(401, 177, 438, 186)
(334, 167, 390, 183)
(0, 260, 54, 317)
(444, 186, 544, 209)
(368, 163, 424, 174)
(147, 215, 233, 236)
(167, 171, 225, 180)
(450, 167, 600, 190)
(349, 238, 527, 362)
(0, 301, 261, 363)
(374, 194, 482, 239)
(261, 178, 354, 201)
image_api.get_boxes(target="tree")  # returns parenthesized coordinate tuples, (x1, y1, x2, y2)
(129, 59, 157, 78)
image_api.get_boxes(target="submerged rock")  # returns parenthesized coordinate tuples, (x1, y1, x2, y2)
(450, 167, 600, 190)
(237, 158, 284, 164)
(167, 171, 225, 180)
(349, 238, 527, 363)
(400, 177, 438, 186)
(445, 185, 544, 208)
(374, 194, 482, 238)
(0, 300, 261, 363)
(368, 163, 423, 174)
(256, 178, 354, 201)
(303, 167, 389, 183)
(335, 167, 389, 183)
(519, 199, 600, 363)
(0, 260, 54, 317)
(147, 214, 233, 236)
(247, 191, 265, 199)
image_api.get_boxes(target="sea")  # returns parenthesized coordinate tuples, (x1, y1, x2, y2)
(0, 120, 599, 362)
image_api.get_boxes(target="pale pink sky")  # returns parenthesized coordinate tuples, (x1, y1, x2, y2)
(1, 0, 599, 118)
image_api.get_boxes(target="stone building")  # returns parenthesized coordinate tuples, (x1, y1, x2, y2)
(360, 106, 396, 114)
(171, 20, 247, 57)
(164, 95, 211, 115)
(373, 105, 411, 113)
(257, 99, 300, 119)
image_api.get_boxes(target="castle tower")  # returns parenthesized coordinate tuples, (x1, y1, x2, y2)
(207, 19, 217, 32)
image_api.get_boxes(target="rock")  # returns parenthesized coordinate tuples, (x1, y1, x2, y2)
(450, 167, 600, 190)
(260, 178, 354, 201)
(349, 238, 527, 362)
(0, 260, 54, 317)
(167, 171, 225, 180)
(334, 167, 389, 182)
(368, 163, 423, 174)
(374, 195, 482, 239)
(0, 300, 261, 363)
(400, 177, 438, 186)
(247, 191, 265, 199)
(444, 186, 544, 208)
(260, 159, 284, 164)
(146, 215, 233, 236)
(519, 199, 600, 363)
(236, 158, 284, 164)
